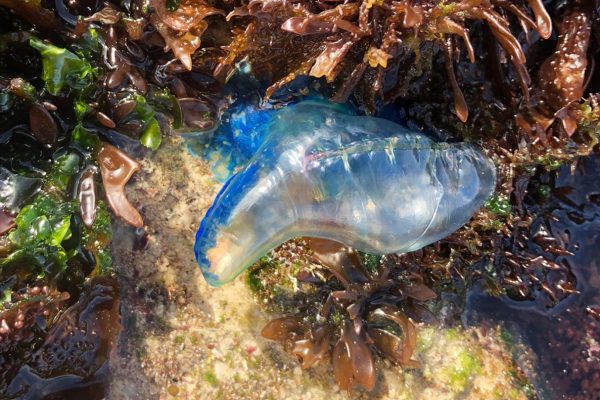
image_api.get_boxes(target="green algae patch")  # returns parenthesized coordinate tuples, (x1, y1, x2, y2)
(203, 370, 219, 387)
(414, 326, 530, 400)
(246, 256, 275, 293)
(485, 194, 512, 217)
(441, 348, 483, 393)
(358, 251, 381, 273)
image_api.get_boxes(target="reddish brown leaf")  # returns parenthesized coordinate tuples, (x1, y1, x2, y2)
(97, 143, 144, 228)
(0, 209, 15, 235)
(305, 237, 369, 285)
(310, 39, 356, 82)
(291, 325, 333, 368)
(404, 283, 437, 302)
(150, 0, 223, 32)
(527, 0, 552, 39)
(281, 17, 334, 35)
(332, 338, 354, 391)
(261, 316, 303, 342)
(342, 320, 376, 391)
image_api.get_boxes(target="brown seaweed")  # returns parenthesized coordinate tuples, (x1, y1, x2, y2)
(534, 3, 592, 135)
(97, 143, 143, 228)
(4, 277, 120, 399)
(0, 209, 15, 235)
(0, 0, 62, 32)
(260, 238, 433, 391)
(149, 0, 224, 70)
(0, 287, 70, 394)
(219, 0, 553, 118)
(28, 104, 58, 147)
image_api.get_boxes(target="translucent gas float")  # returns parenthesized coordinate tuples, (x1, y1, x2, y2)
(195, 100, 496, 286)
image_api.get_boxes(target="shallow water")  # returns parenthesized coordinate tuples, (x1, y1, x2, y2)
(107, 138, 533, 399)
(100, 136, 600, 399)
(465, 154, 600, 399)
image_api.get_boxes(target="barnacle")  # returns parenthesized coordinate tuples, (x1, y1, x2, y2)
(260, 238, 435, 391)
(219, 0, 552, 117)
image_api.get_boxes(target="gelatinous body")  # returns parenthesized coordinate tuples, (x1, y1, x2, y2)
(195, 101, 496, 286)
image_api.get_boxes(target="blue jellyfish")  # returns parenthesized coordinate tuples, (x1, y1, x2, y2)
(194, 100, 496, 286)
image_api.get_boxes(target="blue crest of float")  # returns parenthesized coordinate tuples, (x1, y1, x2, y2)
(194, 100, 496, 286)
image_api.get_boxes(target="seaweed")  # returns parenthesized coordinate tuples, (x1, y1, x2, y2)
(218, 0, 550, 115)
(29, 36, 98, 96)
(0, 151, 115, 396)
(256, 238, 436, 391)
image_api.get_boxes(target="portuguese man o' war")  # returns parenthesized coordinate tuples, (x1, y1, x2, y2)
(194, 100, 496, 286)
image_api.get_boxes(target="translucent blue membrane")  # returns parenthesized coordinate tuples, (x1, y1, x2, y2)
(194, 100, 496, 286)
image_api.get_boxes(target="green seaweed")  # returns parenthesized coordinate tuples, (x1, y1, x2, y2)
(46, 153, 81, 192)
(3, 192, 76, 275)
(166, 0, 181, 11)
(1, 151, 113, 280)
(72, 101, 101, 151)
(140, 118, 162, 151)
(135, 94, 163, 151)
(246, 257, 278, 293)
(246, 267, 264, 293)
(485, 194, 512, 217)
(148, 87, 183, 130)
(84, 200, 113, 274)
(29, 37, 98, 95)
(72, 123, 101, 151)
(359, 252, 381, 273)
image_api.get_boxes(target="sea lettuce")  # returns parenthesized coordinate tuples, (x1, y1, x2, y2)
(134, 94, 162, 150)
(1, 153, 112, 280)
(29, 37, 98, 95)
